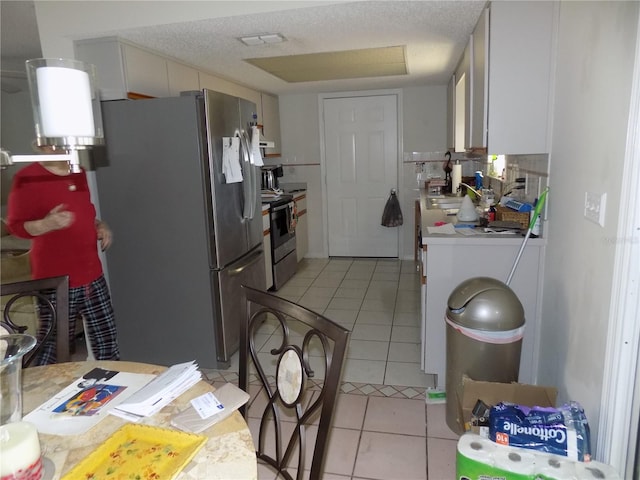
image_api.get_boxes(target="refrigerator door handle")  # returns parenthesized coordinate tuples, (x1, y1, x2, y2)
(238, 130, 254, 220)
(228, 249, 263, 276)
(243, 129, 256, 220)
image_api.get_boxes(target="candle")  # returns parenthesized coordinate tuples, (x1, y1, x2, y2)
(0, 422, 43, 480)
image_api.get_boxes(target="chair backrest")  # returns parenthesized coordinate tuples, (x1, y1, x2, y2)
(239, 285, 350, 480)
(0, 276, 70, 367)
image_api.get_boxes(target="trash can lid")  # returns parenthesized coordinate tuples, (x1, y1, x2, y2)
(447, 277, 525, 331)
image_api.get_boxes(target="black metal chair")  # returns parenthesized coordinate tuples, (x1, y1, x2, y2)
(239, 285, 350, 480)
(0, 276, 70, 366)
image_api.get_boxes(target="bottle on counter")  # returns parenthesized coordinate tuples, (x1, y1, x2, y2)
(488, 205, 496, 223)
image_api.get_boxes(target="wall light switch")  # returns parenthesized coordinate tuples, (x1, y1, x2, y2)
(584, 191, 606, 227)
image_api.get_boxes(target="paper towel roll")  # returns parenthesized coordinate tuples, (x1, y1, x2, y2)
(493, 444, 537, 478)
(452, 164, 462, 194)
(457, 433, 497, 463)
(457, 433, 500, 480)
(534, 453, 578, 480)
(575, 460, 622, 479)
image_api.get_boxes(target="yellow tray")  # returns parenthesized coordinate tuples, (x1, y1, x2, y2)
(62, 424, 207, 480)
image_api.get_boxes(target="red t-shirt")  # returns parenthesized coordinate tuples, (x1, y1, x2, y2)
(7, 163, 103, 287)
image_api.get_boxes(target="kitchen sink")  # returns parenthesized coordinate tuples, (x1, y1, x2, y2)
(428, 197, 463, 210)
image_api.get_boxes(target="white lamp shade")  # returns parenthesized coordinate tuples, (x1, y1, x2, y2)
(37, 66, 95, 137)
(26, 58, 104, 148)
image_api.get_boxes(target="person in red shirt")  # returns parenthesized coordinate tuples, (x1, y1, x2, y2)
(6, 149, 120, 365)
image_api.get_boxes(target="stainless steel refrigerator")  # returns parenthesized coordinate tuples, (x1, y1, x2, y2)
(96, 89, 265, 369)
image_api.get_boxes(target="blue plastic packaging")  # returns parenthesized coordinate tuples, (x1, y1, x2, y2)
(489, 401, 591, 461)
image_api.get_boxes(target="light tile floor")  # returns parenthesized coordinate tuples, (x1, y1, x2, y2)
(201, 258, 461, 479)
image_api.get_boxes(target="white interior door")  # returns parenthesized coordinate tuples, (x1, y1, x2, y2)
(323, 95, 398, 257)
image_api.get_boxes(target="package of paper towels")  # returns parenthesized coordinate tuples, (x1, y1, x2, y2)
(457, 433, 534, 480)
(456, 433, 621, 480)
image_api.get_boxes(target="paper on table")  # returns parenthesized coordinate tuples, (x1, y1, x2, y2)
(426, 223, 456, 235)
(110, 361, 201, 420)
(456, 227, 479, 235)
(170, 383, 250, 434)
(24, 368, 155, 435)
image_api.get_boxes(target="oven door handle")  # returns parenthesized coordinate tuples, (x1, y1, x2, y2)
(271, 202, 291, 213)
(286, 205, 294, 234)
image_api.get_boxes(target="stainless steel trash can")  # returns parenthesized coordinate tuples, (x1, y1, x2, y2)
(445, 277, 525, 434)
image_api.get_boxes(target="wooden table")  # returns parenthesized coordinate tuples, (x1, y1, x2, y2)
(22, 361, 257, 480)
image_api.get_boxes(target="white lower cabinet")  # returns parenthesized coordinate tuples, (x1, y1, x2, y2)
(262, 207, 273, 290)
(422, 239, 544, 389)
(294, 194, 308, 262)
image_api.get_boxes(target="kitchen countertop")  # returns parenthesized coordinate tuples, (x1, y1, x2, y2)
(261, 189, 306, 206)
(419, 190, 546, 246)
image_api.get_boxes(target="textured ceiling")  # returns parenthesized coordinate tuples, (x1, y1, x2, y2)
(1, 1, 486, 95)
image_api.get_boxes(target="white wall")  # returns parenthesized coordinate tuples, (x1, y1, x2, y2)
(277, 85, 447, 259)
(540, 0, 639, 447)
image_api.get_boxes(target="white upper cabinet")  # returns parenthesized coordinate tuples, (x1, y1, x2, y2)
(260, 93, 281, 157)
(122, 44, 170, 98)
(453, 37, 472, 152)
(447, 75, 455, 150)
(77, 37, 281, 152)
(167, 60, 200, 96)
(75, 37, 129, 100)
(471, 6, 489, 150)
(456, 1, 557, 154)
(485, 1, 556, 154)
(75, 38, 263, 110)
(76, 38, 169, 99)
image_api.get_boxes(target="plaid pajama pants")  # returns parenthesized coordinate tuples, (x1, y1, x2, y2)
(35, 275, 120, 365)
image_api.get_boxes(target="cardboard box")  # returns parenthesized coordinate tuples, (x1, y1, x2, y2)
(458, 375, 557, 433)
(496, 205, 530, 230)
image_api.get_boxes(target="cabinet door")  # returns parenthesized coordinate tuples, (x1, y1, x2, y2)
(471, 7, 489, 149)
(260, 93, 281, 156)
(454, 37, 472, 151)
(446, 75, 455, 150)
(487, 1, 555, 154)
(122, 44, 170, 97)
(75, 38, 128, 100)
(167, 60, 200, 96)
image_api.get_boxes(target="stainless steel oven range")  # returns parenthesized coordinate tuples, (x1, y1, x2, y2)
(265, 195, 297, 290)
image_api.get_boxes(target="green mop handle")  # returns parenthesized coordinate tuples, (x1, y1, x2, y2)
(528, 188, 549, 230)
(506, 188, 549, 286)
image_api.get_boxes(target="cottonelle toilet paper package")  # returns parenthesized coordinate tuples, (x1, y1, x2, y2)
(456, 433, 622, 480)
(489, 401, 591, 461)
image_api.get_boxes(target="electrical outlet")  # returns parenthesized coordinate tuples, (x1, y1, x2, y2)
(584, 192, 606, 227)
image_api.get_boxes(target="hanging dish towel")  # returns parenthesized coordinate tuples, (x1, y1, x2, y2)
(250, 126, 264, 166)
(381, 189, 403, 227)
(222, 136, 243, 183)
